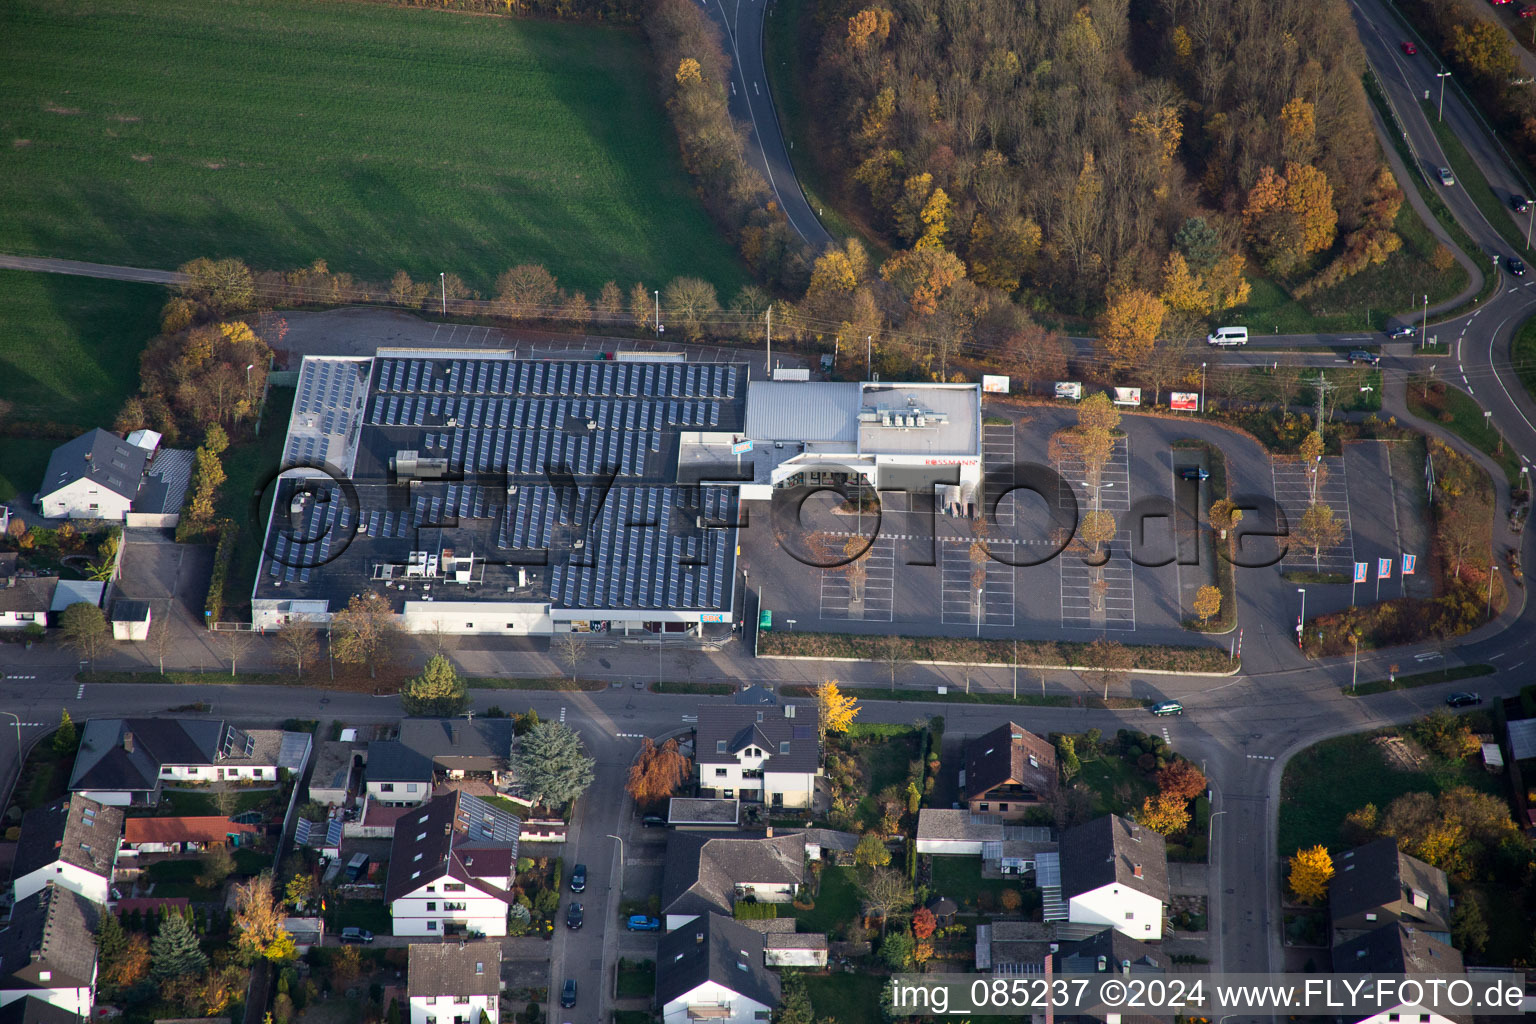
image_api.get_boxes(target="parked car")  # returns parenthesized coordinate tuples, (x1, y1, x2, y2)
(560, 980, 577, 1009)
(641, 814, 668, 828)
(1492, 0, 1513, 6)
(1386, 325, 1417, 338)
(626, 915, 662, 931)
(1438, 167, 1455, 186)
(1347, 349, 1381, 365)
(566, 902, 583, 930)
(1445, 692, 1483, 707)
(1401, 40, 1417, 55)
(1521, 5, 1536, 17)
(1150, 700, 1184, 716)
(1509, 256, 1527, 276)
(569, 863, 586, 893)
(339, 928, 374, 944)
(1513, 194, 1530, 213)
(1177, 467, 1210, 481)
(344, 854, 370, 882)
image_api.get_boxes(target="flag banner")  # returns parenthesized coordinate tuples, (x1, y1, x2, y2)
(1354, 562, 1368, 584)
(1402, 554, 1416, 576)
(1378, 557, 1392, 579)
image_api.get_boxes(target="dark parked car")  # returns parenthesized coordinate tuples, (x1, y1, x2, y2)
(1509, 256, 1526, 276)
(641, 814, 668, 828)
(1347, 349, 1381, 366)
(1177, 467, 1210, 481)
(339, 928, 374, 944)
(560, 981, 577, 1009)
(1386, 325, 1417, 339)
(569, 864, 586, 893)
(1445, 692, 1483, 708)
(566, 902, 583, 930)
(1513, 194, 1530, 213)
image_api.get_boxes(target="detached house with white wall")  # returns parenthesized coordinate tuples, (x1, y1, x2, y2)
(11, 796, 123, 905)
(68, 717, 306, 806)
(661, 831, 806, 930)
(1058, 815, 1168, 940)
(1333, 923, 1466, 1024)
(36, 429, 147, 520)
(0, 885, 100, 1018)
(694, 705, 820, 810)
(407, 941, 501, 1024)
(657, 913, 780, 1024)
(386, 792, 521, 937)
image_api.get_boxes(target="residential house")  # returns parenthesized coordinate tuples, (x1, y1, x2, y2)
(309, 739, 367, 807)
(734, 685, 777, 706)
(36, 429, 148, 520)
(0, 884, 100, 1017)
(1058, 815, 1169, 940)
(0, 555, 55, 631)
(11, 796, 123, 905)
(119, 816, 259, 857)
(0, 996, 88, 1024)
(1054, 928, 1168, 976)
(657, 913, 780, 1024)
(1330, 839, 1452, 939)
(913, 809, 1053, 873)
(1332, 923, 1466, 1024)
(385, 792, 521, 937)
(961, 722, 1057, 818)
(364, 741, 435, 808)
(407, 941, 501, 1024)
(694, 704, 820, 810)
(661, 831, 806, 931)
(398, 719, 515, 783)
(109, 600, 152, 642)
(68, 718, 306, 806)
(975, 920, 1126, 972)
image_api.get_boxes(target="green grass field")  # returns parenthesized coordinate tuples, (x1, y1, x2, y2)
(1513, 314, 1536, 403)
(1406, 378, 1522, 485)
(0, 0, 746, 296)
(0, 270, 164, 498)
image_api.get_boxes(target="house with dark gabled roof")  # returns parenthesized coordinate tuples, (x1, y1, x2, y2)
(1330, 838, 1451, 939)
(961, 722, 1057, 818)
(694, 704, 820, 810)
(661, 831, 806, 930)
(1054, 928, 1168, 975)
(386, 791, 521, 937)
(1059, 815, 1169, 940)
(364, 741, 436, 808)
(68, 717, 299, 806)
(0, 884, 101, 1017)
(1332, 923, 1469, 1024)
(0, 996, 87, 1024)
(407, 941, 501, 1024)
(0, 560, 56, 632)
(657, 913, 780, 1024)
(36, 429, 149, 521)
(12, 795, 123, 905)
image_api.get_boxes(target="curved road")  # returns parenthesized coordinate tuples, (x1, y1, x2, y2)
(703, 0, 833, 250)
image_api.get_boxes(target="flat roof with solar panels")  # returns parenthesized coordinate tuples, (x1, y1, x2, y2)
(251, 350, 748, 637)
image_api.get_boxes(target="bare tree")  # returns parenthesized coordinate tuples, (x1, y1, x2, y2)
(147, 613, 175, 674)
(877, 635, 911, 691)
(274, 619, 319, 680)
(554, 631, 585, 683)
(1034, 640, 1059, 695)
(1084, 638, 1132, 700)
(212, 628, 257, 678)
(859, 867, 915, 934)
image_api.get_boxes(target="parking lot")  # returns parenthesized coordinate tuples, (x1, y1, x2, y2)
(1272, 456, 1355, 573)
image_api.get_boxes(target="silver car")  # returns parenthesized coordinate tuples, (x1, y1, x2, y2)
(1437, 167, 1455, 186)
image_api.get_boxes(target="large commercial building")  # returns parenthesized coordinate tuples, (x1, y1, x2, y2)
(251, 352, 748, 636)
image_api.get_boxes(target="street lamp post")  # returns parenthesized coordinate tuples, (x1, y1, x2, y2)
(441, 272, 447, 314)
(1421, 294, 1429, 350)
(1207, 809, 1227, 859)
(606, 834, 625, 896)
(1436, 70, 1451, 122)
(245, 363, 255, 386)
(1487, 564, 1499, 620)
(654, 290, 661, 335)
(1351, 634, 1360, 692)
(1296, 587, 1307, 650)
(1200, 362, 1207, 413)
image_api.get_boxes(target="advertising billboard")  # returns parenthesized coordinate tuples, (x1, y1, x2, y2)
(1112, 387, 1142, 407)
(1171, 392, 1199, 411)
(981, 374, 1010, 394)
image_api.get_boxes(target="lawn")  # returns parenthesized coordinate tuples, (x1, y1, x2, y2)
(6, 730, 74, 816)
(1422, 100, 1534, 261)
(1073, 747, 1157, 818)
(616, 960, 655, 999)
(928, 856, 1024, 913)
(805, 973, 885, 1024)
(1513, 314, 1536, 404)
(1344, 662, 1494, 696)
(219, 386, 295, 619)
(0, 270, 165, 498)
(0, 0, 747, 297)
(1276, 729, 1499, 856)
(847, 726, 922, 828)
(152, 787, 279, 818)
(327, 899, 393, 935)
(790, 864, 861, 938)
(1405, 379, 1522, 485)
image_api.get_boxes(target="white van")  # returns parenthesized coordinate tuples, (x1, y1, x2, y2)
(1207, 326, 1248, 347)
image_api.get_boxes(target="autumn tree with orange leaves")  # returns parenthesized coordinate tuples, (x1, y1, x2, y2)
(1242, 163, 1338, 276)
(626, 738, 693, 809)
(1096, 288, 1166, 373)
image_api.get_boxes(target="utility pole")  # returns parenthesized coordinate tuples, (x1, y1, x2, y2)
(1420, 294, 1429, 350)
(1200, 362, 1207, 413)
(766, 305, 772, 375)
(866, 335, 872, 380)
(654, 290, 660, 335)
(441, 272, 446, 315)
(1308, 372, 1335, 431)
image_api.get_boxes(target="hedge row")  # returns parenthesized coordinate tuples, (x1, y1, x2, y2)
(758, 632, 1233, 674)
(203, 520, 239, 623)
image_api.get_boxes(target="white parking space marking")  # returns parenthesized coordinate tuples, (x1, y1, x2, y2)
(1057, 436, 1131, 513)
(820, 536, 894, 622)
(983, 423, 1017, 525)
(1271, 456, 1355, 573)
(1055, 436, 1135, 629)
(940, 539, 978, 625)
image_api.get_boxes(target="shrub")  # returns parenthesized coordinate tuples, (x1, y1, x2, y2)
(203, 519, 238, 622)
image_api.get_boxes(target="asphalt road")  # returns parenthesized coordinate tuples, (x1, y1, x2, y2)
(702, 0, 833, 250)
